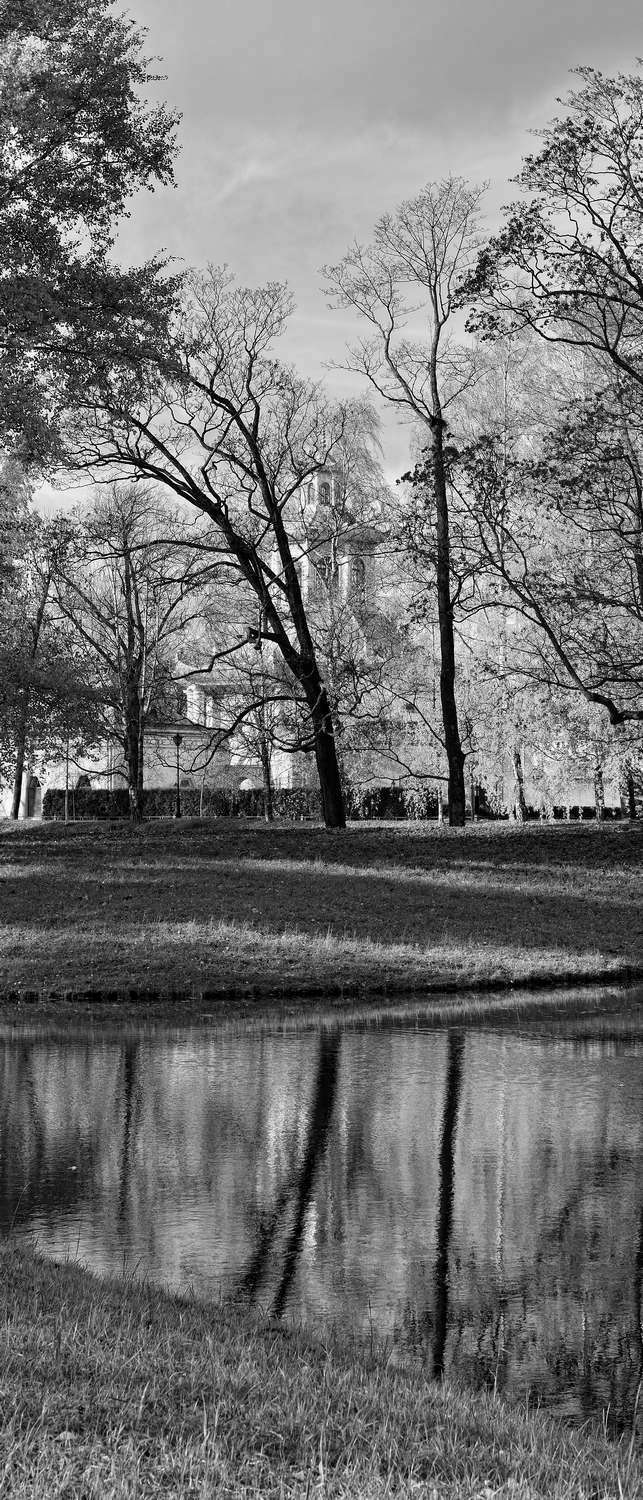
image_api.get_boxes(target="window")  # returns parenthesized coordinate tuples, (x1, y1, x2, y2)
(320, 481, 331, 506)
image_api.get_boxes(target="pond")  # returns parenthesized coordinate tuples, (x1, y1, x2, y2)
(2, 992, 642, 1431)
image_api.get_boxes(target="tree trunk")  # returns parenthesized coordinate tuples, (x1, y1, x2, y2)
(311, 693, 346, 829)
(124, 685, 144, 823)
(10, 692, 29, 820)
(593, 761, 605, 821)
(255, 703, 274, 822)
(512, 743, 527, 822)
(137, 718, 145, 804)
(301, 668, 346, 829)
(621, 759, 638, 820)
(431, 423, 466, 827)
(259, 733, 274, 822)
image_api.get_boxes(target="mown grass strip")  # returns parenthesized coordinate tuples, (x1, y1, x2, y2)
(0, 820, 641, 1019)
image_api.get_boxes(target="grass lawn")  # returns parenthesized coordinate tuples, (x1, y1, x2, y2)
(0, 817, 642, 1022)
(2, 827, 642, 1497)
(1, 1243, 640, 1500)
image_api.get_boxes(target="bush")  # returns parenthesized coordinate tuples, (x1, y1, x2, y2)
(346, 784, 440, 820)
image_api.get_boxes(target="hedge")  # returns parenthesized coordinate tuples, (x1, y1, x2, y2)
(42, 786, 323, 821)
(42, 783, 445, 822)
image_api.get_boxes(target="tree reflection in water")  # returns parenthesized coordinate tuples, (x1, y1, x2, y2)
(432, 1030, 464, 1379)
(240, 1029, 341, 1317)
(1, 1016, 641, 1430)
(118, 1043, 140, 1226)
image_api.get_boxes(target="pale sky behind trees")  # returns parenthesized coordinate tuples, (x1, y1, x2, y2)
(64, 0, 643, 488)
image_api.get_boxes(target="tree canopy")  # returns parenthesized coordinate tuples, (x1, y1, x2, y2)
(0, 0, 180, 458)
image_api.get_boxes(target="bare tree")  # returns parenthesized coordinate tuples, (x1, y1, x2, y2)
(324, 178, 485, 825)
(65, 269, 364, 828)
(55, 484, 218, 821)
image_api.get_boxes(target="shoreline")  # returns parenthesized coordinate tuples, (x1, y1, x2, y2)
(1, 1242, 640, 1499)
(1, 966, 642, 1034)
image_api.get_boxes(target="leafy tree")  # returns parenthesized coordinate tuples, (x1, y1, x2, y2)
(455, 378, 643, 731)
(324, 178, 485, 825)
(0, 510, 101, 815)
(0, 0, 179, 458)
(466, 65, 643, 388)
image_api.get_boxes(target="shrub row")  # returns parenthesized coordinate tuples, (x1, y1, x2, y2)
(42, 784, 622, 823)
(42, 783, 446, 822)
(42, 786, 324, 821)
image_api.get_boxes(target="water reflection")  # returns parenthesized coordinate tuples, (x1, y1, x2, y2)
(2, 1011, 642, 1429)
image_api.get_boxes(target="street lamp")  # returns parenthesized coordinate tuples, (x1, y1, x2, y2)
(173, 732, 183, 819)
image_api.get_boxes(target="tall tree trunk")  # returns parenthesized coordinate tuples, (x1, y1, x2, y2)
(621, 758, 638, 820)
(137, 718, 145, 803)
(10, 691, 29, 820)
(124, 684, 144, 823)
(302, 668, 346, 829)
(593, 761, 605, 821)
(512, 743, 527, 822)
(257, 707, 274, 822)
(431, 422, 466, 827)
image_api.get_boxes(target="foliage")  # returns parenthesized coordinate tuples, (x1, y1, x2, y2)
(0, 0, 180, 456)
(0, 508, 103, 806)
(466, 66, 643, 385)
(454, 380, 643, 727)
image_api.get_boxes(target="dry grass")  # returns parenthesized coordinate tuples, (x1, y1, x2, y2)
(0, 818, 642, 1021)
(1, 1242, 640, 1499)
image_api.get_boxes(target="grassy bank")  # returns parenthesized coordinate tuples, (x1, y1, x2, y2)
(1, 1243, 640, 1499)
(0, 818, 642, 1020)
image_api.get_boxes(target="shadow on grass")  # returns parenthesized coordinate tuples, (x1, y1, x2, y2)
(1, 852, 641, 962)
(2, 816, 643, 873)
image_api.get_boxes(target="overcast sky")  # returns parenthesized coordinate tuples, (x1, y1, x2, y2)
(108, 0, 643, 479)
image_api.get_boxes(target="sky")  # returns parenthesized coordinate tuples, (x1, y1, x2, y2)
(50, 0, 643, 497)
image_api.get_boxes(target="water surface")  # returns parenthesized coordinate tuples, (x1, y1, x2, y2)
(3, 999, 642, 1429)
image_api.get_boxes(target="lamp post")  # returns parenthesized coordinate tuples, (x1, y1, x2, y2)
(173, 732, 183, 819)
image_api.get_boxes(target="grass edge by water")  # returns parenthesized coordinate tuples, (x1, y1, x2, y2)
(1, 1241, 640, 1499)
